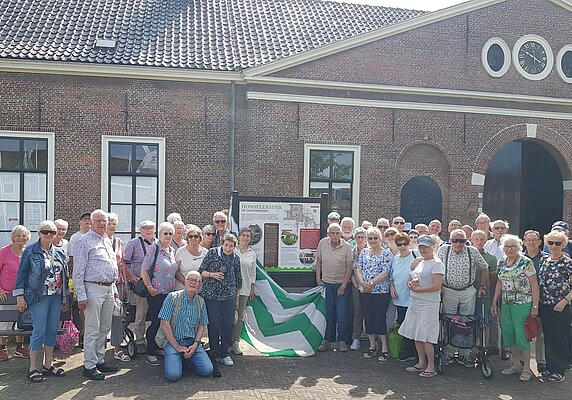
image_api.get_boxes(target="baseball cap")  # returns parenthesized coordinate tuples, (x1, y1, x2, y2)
(79, 212, 91, 220)
(551, 221, 569, 231)
(139, 220, 156, 228)
(417, 235, 435, 247)
(327, 212, 341, 221)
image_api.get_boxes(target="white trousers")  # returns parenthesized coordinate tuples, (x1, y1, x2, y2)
(83, 283, 114, 369)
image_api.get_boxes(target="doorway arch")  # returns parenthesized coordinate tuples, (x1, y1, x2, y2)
(400, 176, 443, 226)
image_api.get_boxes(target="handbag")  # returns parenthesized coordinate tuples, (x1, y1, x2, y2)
(58, 318, 79, 357)
(387, 323, 406, 359)
(131, 245, 160, 297)
(17, 309, 33, 331)
(155, 291, 203, 349)
(524, 314, 541, 341)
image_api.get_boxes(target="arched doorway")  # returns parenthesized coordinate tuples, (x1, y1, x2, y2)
(400, 176, 443, 226)
(483, 140, 563, 236)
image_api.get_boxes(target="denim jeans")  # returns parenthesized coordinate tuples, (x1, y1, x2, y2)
(164, 339, 214, 382)
(324, 283, 351, 343)
(204, 297, 235, 358)
(29, 294, 62, 351)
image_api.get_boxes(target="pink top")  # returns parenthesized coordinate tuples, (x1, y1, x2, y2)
(0, 244, 21, 292)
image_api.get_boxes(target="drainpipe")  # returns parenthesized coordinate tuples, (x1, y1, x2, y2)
(230, 82, 236, 193)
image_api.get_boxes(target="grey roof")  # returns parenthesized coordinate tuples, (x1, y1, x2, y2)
(0, 0, 425, 71)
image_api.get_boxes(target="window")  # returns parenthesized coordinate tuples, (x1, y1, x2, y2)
(304, 144, 360, 221)
(102, 137, 165, 242)
(0, 132, 55, 246)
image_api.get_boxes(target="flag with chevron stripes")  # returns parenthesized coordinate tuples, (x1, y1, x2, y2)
(240, 263, 326, 357)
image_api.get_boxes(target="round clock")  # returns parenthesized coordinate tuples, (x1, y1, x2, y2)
(482, 38, 510, 77)
(556, 45, 572, 83)
(512, 35, 553, 80)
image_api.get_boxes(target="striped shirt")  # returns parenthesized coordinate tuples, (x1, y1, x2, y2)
(158, 291, 208, 340)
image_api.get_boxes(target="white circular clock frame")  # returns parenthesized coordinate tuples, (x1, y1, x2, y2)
(512, 34, 554, 81)
(556, 44, 572, 84)
(482, 37, 511, 78)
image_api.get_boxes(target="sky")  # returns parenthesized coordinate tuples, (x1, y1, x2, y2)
(330, 0, 469, 11)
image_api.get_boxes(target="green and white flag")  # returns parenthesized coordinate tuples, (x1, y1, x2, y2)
(240, 263, 326, 357)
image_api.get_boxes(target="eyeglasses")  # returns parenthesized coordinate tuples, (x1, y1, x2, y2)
(547, 241, 563, 246)
(393, 221, 405, 225)
(162, 232, 174, 236)
(204, 232, 216, 237)
(503, 244, 518, 249)
(188, 234, 201, 239)
(385, 232, 396, 237)
(40, 230, 57, 235)
(451, 239, 467, 244)
(493, 226, 506, 230)
(367, 237, 379, 241)
(93, 219, 107, 224)
(355, 236, 366, 240)
(57, 229, 67, 232)
(396, 242, 408, 247)
(409, 235, 418, 239)
(377, 225, 388, 229)
(186, 278, 201, 283)
(214, 220, 226, 224)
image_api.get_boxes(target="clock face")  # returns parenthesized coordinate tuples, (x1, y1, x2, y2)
(517, 41, 548, 75)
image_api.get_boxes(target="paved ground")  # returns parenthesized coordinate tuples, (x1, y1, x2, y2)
(0, 342, 569, 400)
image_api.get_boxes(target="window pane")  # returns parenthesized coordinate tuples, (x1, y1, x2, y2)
(0, 202, 20, 229)
(309, 188, 327, 198)
(135, 145, 158, 174)
(109, 143, 133, 173)
(310, 150, 331, 179)
(0, 138, 20, 169)
(136, 177, 157, 204)
(309, 181, 328, 189)
(110, 204, 132, 232)
(24, 173, 47, 201)
(115, 233, 133, 243)
(111, 176, 132, 203)
(136, 205, 156, 226)
(0, 172, 20, 201)
(0, 231, 11, 247)
(24, 202, 46, 229)
(332, 186, 352, 210)
(332, 152, 353, 180)
(23, 140, 48, 170)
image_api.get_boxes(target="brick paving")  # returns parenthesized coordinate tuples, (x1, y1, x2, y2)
(0, 342, 569, 400)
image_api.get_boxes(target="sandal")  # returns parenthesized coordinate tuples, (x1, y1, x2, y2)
(28, 369, 44, 383)
(419, 370, 438, 378)
(363, 348, 378, 359)
(114, 350, 131, 362)
(377, 352, 390, 362)
(406, 365, 425, 372)
(547, 373, 565, 383)
(43, 365, 66, 377)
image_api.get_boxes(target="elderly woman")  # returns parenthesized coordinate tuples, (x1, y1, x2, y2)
(52, 219, 69, 255)
(141, 221, 177, 367)
(170, 220, 187, 251)
(106, 212, 130, 362)
(202, 224, 217, 250)
(384, 227, 399, 255)
(390, 232, 418, 361)
(491, 234, 539, 382)
(398, 235, 444, 378)
(199, 233, 242, 366)
(13, 221, 68, 382)
(0, 225, 31, 360)
(537, 230, 572, 382)
(356, 227, 393, 361)
(231, 228, 257, 355)
(175, 224, 208, 290)
(211, 211, 229, 248)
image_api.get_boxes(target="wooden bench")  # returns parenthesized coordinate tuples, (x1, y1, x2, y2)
(0, 293, 32, 337)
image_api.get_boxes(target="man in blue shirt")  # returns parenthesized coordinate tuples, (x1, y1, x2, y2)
(158, 270, 213, 381)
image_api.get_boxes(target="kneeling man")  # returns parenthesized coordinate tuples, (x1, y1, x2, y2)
(159, 270, 213, 381)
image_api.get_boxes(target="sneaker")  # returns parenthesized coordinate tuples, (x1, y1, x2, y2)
(397, 354, 416, 362)
(350, 339, 360, 351)
(501, 365, 522, 375)
(338, 341, 348, 352)
(443, 354, 454, 366)
(13, 347, 30, 359)
(458, 355, 476, 368)
(221, 356, 234, 366)
(230, 342, 243, 355)
(0, 348, 9, 361)
(317, 340, 330, 352)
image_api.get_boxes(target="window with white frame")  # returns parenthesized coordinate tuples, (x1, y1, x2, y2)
(102, 137, 165, 242)
(0, 132, 55, 246)
(304, 144, 360, 221)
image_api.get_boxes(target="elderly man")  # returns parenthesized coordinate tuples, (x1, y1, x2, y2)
(327, 211, 341, 226)
(392, 216, 406, 232)
(475, 213, 493, 239)
(73, 210, 119, 380)
(376, 218, 390, 249)
(68, 212, 91, 259)
(414, 223, 429, 236)
(428, 219, 442, 237)
(484, 220, 508, 260)
(124, 220, 157, 353)
(159, 270, 213, 382)
(316, 223, 353, 352)
(340, 217, 356, 249)
(211, 211, 229, 248)
(437, 229, 489, 367)
(470, 230, 499, 356)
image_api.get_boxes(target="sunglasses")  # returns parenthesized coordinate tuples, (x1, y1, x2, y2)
(377, 225, 388, 229)
(214, 220, 226, 224)
(396, 242, 408, 247)
(188, 234, 201, 239)
(367, 237, 380, 241)
(162, 232, 174, 236)
(204, 232, 216, 237)
(40, 230, 57, 235)
(409, 235, 418, 239)
(493, 226, 506, 230)
(547, 241, 562, 246)
(393, 221, 405, 225)
(451, 239, 467, 244)
(385, 232, 396, 237)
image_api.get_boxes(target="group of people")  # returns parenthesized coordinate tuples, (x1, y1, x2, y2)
(1, 209, 257, 383)
(315, 212, 572, 383)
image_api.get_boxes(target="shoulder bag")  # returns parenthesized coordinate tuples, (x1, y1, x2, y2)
(131, 245, 159, 297)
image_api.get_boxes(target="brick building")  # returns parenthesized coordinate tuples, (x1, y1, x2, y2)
(0, 0, 571, 244)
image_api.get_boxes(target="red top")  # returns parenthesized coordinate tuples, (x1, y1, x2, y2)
(0, 244, 21, 292)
